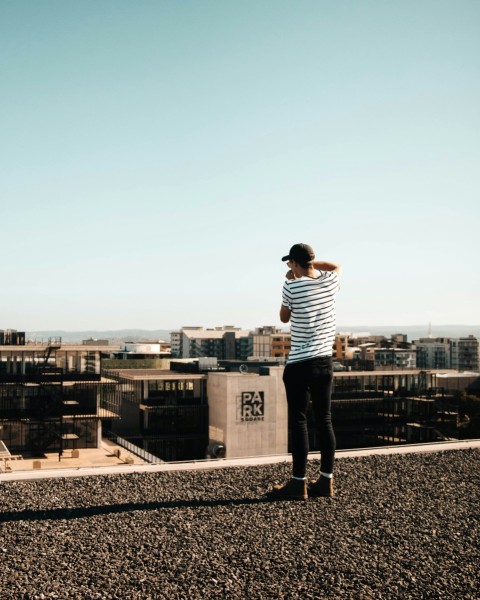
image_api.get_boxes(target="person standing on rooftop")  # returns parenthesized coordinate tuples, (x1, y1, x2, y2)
(268, 243, 341, 500)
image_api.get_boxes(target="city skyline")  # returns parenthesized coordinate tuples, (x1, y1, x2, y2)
(2, 1, 479, 330)
(9, 323, 480, 345)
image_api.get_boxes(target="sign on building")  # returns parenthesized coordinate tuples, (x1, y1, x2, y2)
(237, 391, 265, 422)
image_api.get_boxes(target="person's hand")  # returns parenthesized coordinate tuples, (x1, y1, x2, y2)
(286, 269, 295, 280)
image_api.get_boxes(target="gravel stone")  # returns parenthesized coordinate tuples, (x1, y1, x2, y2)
(1, 449, 479, 599)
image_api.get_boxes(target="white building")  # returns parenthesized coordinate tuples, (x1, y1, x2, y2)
(415, 338, 451, 369)
(114, 341, 171, 360)
(175, 326, 252, 360)
(170, 331, 182, 358)
(374, 348, 417, 369)
(450, 336, 479, 371)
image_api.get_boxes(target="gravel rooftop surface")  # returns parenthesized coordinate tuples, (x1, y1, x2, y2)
(0, 449, 479, 599)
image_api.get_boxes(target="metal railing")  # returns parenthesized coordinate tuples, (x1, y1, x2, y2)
(103, 430, 163, 464)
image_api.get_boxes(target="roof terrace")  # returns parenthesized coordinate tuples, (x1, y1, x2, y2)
(1, 443, 479, 598)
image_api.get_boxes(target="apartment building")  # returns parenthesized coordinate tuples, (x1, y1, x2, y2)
(105, 368, 209, 461)
(113, 341, 171, 360)
(250, 326, 291, 360)
(415, 336, 479, 371)
(0, 329, 26, 345)
(415, 338, 451, 369)
(103, 357, 467, 462)
(0, 341, 120, 455)
(170, 331, 181, 358)
(252, 326, 278, 358)
(271, 332, 291, 359)
(172, 326, 252, 361)
(106, 364, 288, 461)
(374, 348, 417, 369)
(334, 334, 354, 361)
(450, 336, 479, 371)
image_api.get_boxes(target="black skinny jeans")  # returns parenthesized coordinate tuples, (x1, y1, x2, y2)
(283, 356, 336, 478)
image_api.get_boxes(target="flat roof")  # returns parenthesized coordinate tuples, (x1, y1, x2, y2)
(104, 368, 469, 381)
(333, 368, 459, 377)
(181, 329, 251, 339)
(0, 344, 120, 351)
(107, 369, 206, 380)
(2, 377, 117, 386)
(1, 445, 479, 598)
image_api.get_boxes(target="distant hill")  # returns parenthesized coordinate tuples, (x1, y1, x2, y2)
(26, 329, 173, 343)
(25, 325, 480, 343)
(337, 325, 480, 340)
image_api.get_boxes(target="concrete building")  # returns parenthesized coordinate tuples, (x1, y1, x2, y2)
(207, 368, 288, 458)
(391, 333, 408, 344)
(434, 370, 480, 393)
(105, 368, 209, 462)
(176, 326, 252, 361)
(0, 342, 120, 456)
(103, 361, 470, 463)
(113, 341, 171, 360)
(0, 329, 26, 345)
(374, 348, 417, 369)
(251, 326, 279, 358)
(82, 338, 110, 347)
(415, 338, 451, 369)
(105, 365, 288, 461)
(332, 369, 462, 446)
(450, 336, 479, 371)
(250, 326, 291, 360)
(334, 334, 347, 361)
(271, 332, 291, 360)
(170, 331, 181, 358)
(414, 336, 479, 372)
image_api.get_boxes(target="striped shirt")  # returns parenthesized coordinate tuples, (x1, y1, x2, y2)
(282, 270, 340, 364)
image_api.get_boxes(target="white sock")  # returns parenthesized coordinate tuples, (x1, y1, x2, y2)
(320, 472, 333, 479)
(292, 476, 306, 481)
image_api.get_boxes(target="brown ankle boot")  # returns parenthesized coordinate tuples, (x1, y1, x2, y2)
(267, 478, 308, 500)
(308, 475, 334, 498)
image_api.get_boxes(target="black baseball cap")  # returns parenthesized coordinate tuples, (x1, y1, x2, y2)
(281, 243, 315, 263)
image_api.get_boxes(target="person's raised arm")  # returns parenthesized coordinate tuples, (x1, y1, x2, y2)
(280, 269, 294, 323)
(313, 260, 342, 275)
(279, 305, 291, 323)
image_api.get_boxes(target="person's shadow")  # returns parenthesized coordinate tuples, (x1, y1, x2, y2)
(0, 496, 272, 523)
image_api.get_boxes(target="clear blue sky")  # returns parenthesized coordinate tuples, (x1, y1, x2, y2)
(1, 0, 479, 331)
